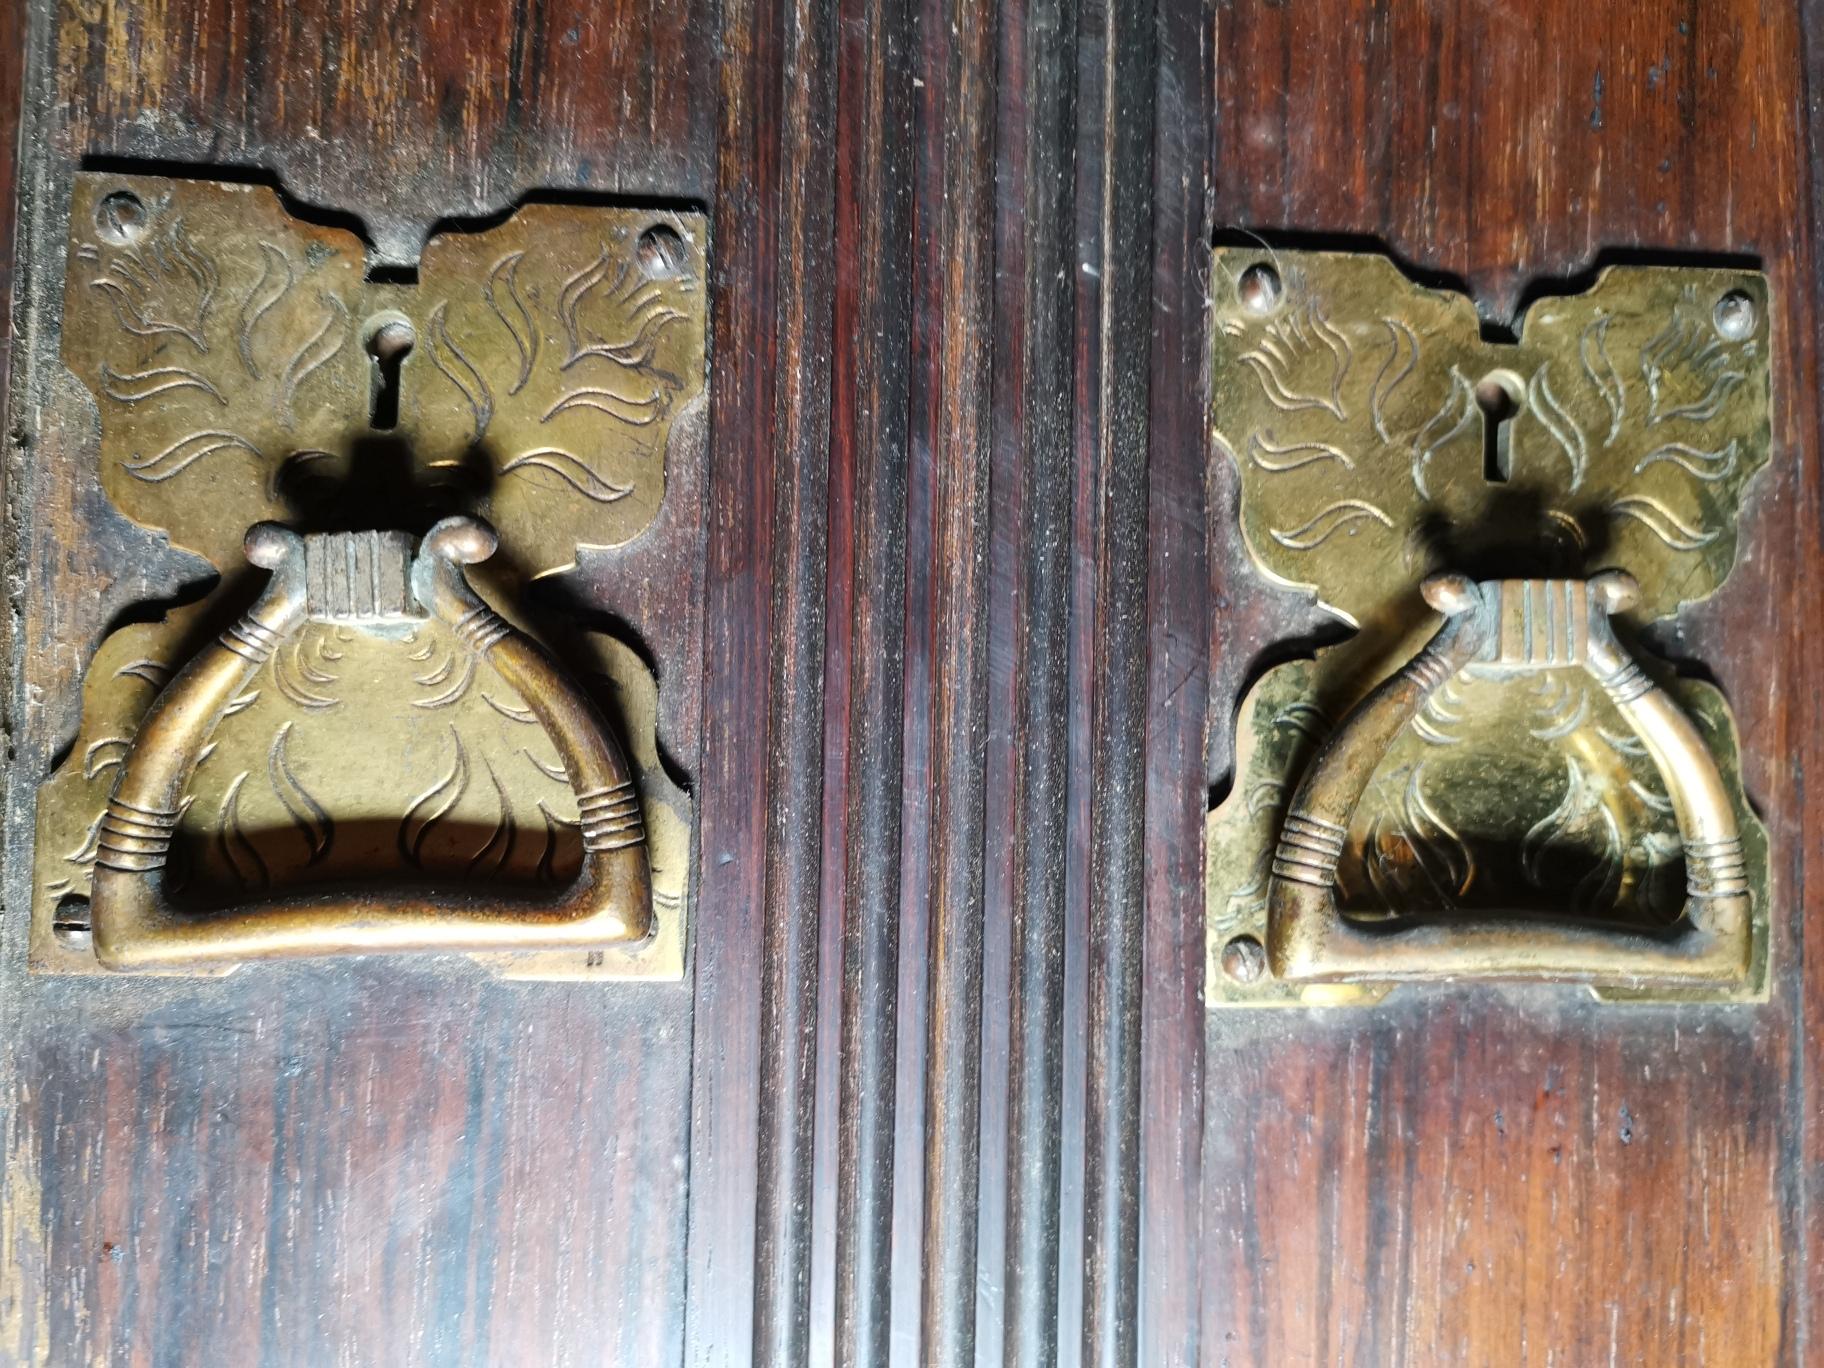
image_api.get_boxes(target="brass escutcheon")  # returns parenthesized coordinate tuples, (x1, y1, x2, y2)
(1266, 573, 1749, 990)
(1206, 248, 1772, 1006)
(35, 174, 704, 979)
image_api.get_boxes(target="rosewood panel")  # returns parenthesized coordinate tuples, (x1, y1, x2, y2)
(52, 0, 715, 265)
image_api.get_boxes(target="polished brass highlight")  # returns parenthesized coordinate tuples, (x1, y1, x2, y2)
(1207, 248, 1772, 1006)
(35, 175, 702, 979)
(1268, 573, 1748, 988)
(91, 519, 653, 972)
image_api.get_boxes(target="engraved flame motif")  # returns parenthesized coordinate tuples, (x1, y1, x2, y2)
(1205, 252, 1770, 1002)
(36, 177, 706, 980)
(64, 176, 707, 579)
(89, 212, 219, 353)
(1212, 251, 1770, 629)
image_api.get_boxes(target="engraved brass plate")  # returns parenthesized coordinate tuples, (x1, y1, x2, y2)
(35, 174, 706, 979)
(1206, 249, 1772, 1005)
(87, 519, 657, 971)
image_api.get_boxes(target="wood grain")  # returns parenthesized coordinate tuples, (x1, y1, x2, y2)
(750, 0, 839, 1353)
(679, 0, 773, 1352)
(989, 0, 1077, 1356)
(1081, 0, 1154, 1361)
(1201, 2, 1821, 1363)
(821, 0, 916, 1357)
(908, 0, 997, 1359)
(4, 0, 1822, 1363)
(55, 0, 715, 265)
(1138, 0, 1213, 1359)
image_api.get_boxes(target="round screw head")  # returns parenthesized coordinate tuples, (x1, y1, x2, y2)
(636, 224, 688, 281)
(95, 190, 148, 246)
(1238, 262, 1282, 316)
(52, 896, 93, 953)
(1221, 934, 1268, 984)
(1714, 289, 1756, 341)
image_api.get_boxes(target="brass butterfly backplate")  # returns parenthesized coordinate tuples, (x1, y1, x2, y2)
(1206, 249, 1772, 1006)
(34, 173, 706, 980)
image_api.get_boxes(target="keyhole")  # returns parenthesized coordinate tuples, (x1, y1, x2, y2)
(1476, 371, 1522, 484)
(365, 316, 416, 430)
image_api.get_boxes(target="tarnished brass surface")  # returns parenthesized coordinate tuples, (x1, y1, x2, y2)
(89, 519, 655, 971)
(35, 175, 703, 979)
(1207, 249, 1772, 1005)
(1265, 573, 1752, 989)
(65, 175, 704, 574)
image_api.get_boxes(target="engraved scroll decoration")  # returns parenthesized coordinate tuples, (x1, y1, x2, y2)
(1205, 251, 1772, 1004)
(35, 176, 706, 978)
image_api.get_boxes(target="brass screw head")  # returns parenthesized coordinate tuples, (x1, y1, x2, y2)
(1238, 262, 1282, 315)
(1221, 934, 1268, 984)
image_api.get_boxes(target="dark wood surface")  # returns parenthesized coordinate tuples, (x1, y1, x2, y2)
(0, 0, 17, 432)
(2, 0, 1820, 1365)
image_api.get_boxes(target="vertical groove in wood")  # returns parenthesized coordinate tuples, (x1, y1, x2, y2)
(684, 0, 778, 1354)
(995, 0, 1080, 1357)
(972, 20, 1024, 1350)
(0, 0, 28, 705)
(1081, 0, 1154, 1359)
(824, 0, 917, 1356)
(1055, 1, 1108, 1356)
(1139, 0, 1211, 1362)
(1796, 1, 1824, 1351)
(888, 135, 937, 1368)
(911, 0, 999, 1358)
(752, 0, 842, 1351)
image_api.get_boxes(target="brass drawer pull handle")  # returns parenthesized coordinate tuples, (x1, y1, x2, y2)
(90, 516, 653, 971)
(1268, 572, 1749, 989)
(1207, 250, 1769, 1005)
